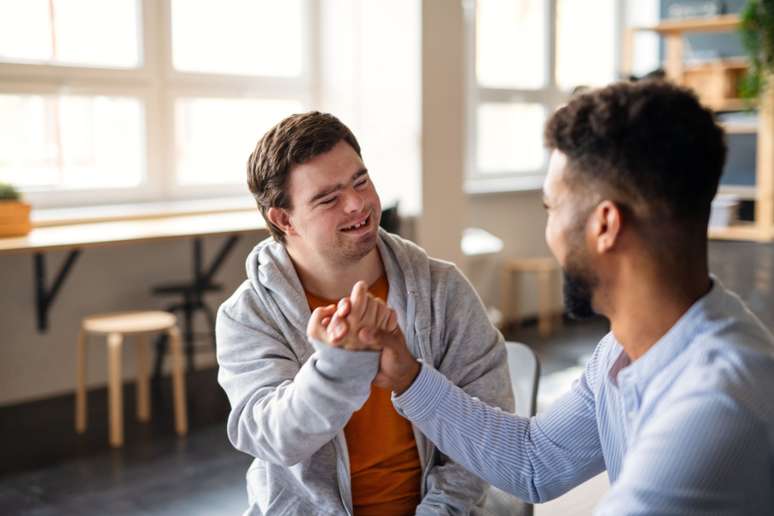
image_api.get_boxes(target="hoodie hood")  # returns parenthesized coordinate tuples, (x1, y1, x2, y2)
(244, 228, 432, 349)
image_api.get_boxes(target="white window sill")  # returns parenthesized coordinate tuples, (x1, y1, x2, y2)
(464, 173, 545, 195)
(32, 196, 257, 228)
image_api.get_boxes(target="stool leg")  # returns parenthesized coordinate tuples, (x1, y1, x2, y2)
(136, 334, 151, 422)
(108, 333, 124, 447)
(500, 267, 511, 331)
(511, 272, 522, 330)
(538, 270, 552, 338)
(75, 329, 87, 433)
(167, 326, 188, 436)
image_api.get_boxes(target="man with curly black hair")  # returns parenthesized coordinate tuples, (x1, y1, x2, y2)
(316, 80, 774, 514)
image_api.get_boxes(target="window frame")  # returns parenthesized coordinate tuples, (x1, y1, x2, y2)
(464, 0, 623, 194)
(0, 0, 317, 208)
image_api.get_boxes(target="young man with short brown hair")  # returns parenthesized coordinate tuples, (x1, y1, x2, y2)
(217, 111, 513, 515)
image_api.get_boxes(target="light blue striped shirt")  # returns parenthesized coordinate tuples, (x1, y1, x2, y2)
(394, 279, 774, 515)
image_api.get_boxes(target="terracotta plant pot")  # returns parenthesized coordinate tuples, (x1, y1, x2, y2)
(0, 201, 32, 237)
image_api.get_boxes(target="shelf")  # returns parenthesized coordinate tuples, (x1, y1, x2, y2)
(684, 58, 748, 72)
(706, 98, 751, 111)
(720, 121, 758, 134)
(718, 186, 757, 199)
(635, 14, 740, 34)
(709, 222, 766, 241)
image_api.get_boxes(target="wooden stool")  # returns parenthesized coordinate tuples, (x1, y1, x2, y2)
(501, 258, 560, 338)
(75, 311, 188, 447)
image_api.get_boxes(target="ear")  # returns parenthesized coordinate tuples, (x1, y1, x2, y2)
(588, 200, 622, 254)
(266, 207, 297, 237)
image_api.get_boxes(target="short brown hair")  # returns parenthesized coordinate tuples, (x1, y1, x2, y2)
(247, 111, 362, 243)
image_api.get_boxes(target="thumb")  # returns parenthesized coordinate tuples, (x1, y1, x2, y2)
(307, 304, 337, 339)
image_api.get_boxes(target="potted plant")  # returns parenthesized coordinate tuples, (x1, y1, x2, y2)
(739, 0, 774, 99)
(0, 182, 31, 237)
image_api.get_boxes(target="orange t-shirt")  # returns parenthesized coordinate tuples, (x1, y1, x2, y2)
(306, 277, 422, 516)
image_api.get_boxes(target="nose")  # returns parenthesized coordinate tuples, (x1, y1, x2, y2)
(341, 188, 365, 213)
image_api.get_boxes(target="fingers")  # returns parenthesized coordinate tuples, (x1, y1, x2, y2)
(349, 281, 369, 321)
(359, 296, 380, 331)
(335, 297, 351, 318)
(327, 314, 346, 343)
(307, 304, 337, 341)
(376, 304, 393, 331)
(328, 298, 352, 343)
(385, 310, 399, 332)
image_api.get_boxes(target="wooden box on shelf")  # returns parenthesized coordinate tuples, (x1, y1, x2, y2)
(682, 59, 747, 110)
(0, 201, 31, 237)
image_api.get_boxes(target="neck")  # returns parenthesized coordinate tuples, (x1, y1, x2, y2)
(604, 255, 711, 362)
(287, 246, 384, 301)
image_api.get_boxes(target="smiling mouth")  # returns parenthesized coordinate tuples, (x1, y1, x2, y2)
(340, 213, 371, 232)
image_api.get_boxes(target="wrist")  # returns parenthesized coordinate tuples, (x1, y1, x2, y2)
(394, 360, 421, 395)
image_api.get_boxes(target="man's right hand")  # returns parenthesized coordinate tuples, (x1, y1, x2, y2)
(360, 324, 421, 395)
(330, 286, 420, 394)
(306, 281, 392, 352)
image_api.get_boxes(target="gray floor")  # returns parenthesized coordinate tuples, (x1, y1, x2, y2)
(0, 424, 250, 515)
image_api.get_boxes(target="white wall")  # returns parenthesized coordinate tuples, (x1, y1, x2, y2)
(0, 236, 260, 405)
(416, 0, 468, 267)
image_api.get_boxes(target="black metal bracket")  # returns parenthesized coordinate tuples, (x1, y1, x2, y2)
(196, 235, 241, 286)
(31, 235, 239, 334)
(34, 250, 81, 332)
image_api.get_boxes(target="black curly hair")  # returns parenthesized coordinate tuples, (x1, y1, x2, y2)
(544, 80, 727, 232)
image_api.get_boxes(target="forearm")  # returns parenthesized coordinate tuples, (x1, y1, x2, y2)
(220, 334, 379, 466)
(395, 365, 604, 503)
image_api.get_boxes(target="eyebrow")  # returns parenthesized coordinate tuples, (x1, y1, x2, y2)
(308, 168, 369, 205)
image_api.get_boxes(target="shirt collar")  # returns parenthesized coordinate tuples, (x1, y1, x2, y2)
(613, 275, 723, 392)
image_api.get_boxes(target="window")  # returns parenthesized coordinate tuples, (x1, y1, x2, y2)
(466, 0, 620, 192)
(0, 0, 312, 208)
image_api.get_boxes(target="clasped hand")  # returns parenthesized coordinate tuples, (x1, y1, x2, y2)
(306, 281, 420, 393)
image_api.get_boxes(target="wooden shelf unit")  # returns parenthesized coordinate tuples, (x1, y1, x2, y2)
(625, 15, 774, 242)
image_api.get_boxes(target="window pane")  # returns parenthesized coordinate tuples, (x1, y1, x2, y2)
(556, 0, 616, 90)
(0, 0, 140, 68)
(477, 103, 546, 174)
(476, 0, 546, 89)
(175, 98, 302, 185)
(172, 0, 304, 77)
(624, 0, 661, 78)
(0, 94, 144, 190)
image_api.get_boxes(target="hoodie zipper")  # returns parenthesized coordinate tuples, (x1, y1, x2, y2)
(334, 433, 354, 516)
(413, 328, 435, 498)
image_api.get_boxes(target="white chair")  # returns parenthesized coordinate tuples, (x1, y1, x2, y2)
(505, 341, 540, 419)
(485, 341, 541, 516)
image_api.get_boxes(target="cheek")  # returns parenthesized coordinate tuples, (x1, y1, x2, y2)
(367, 186, 381, 210)
(545, 216, 558, 252)
(545, 215, 567, 263)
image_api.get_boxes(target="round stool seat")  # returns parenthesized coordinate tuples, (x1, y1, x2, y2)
(82, 311, 177, 335)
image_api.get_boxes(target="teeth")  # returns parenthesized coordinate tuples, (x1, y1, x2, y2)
(345, 217, 368, 230)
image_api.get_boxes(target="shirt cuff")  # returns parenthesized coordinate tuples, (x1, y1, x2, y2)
(392, 363, 450, 422)
(308, 338, 380, 381)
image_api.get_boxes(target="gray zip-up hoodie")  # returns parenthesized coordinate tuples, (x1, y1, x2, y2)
(216, 229, 514, 515)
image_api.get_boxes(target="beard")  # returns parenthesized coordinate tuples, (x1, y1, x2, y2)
(562, 251, 598, 320)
